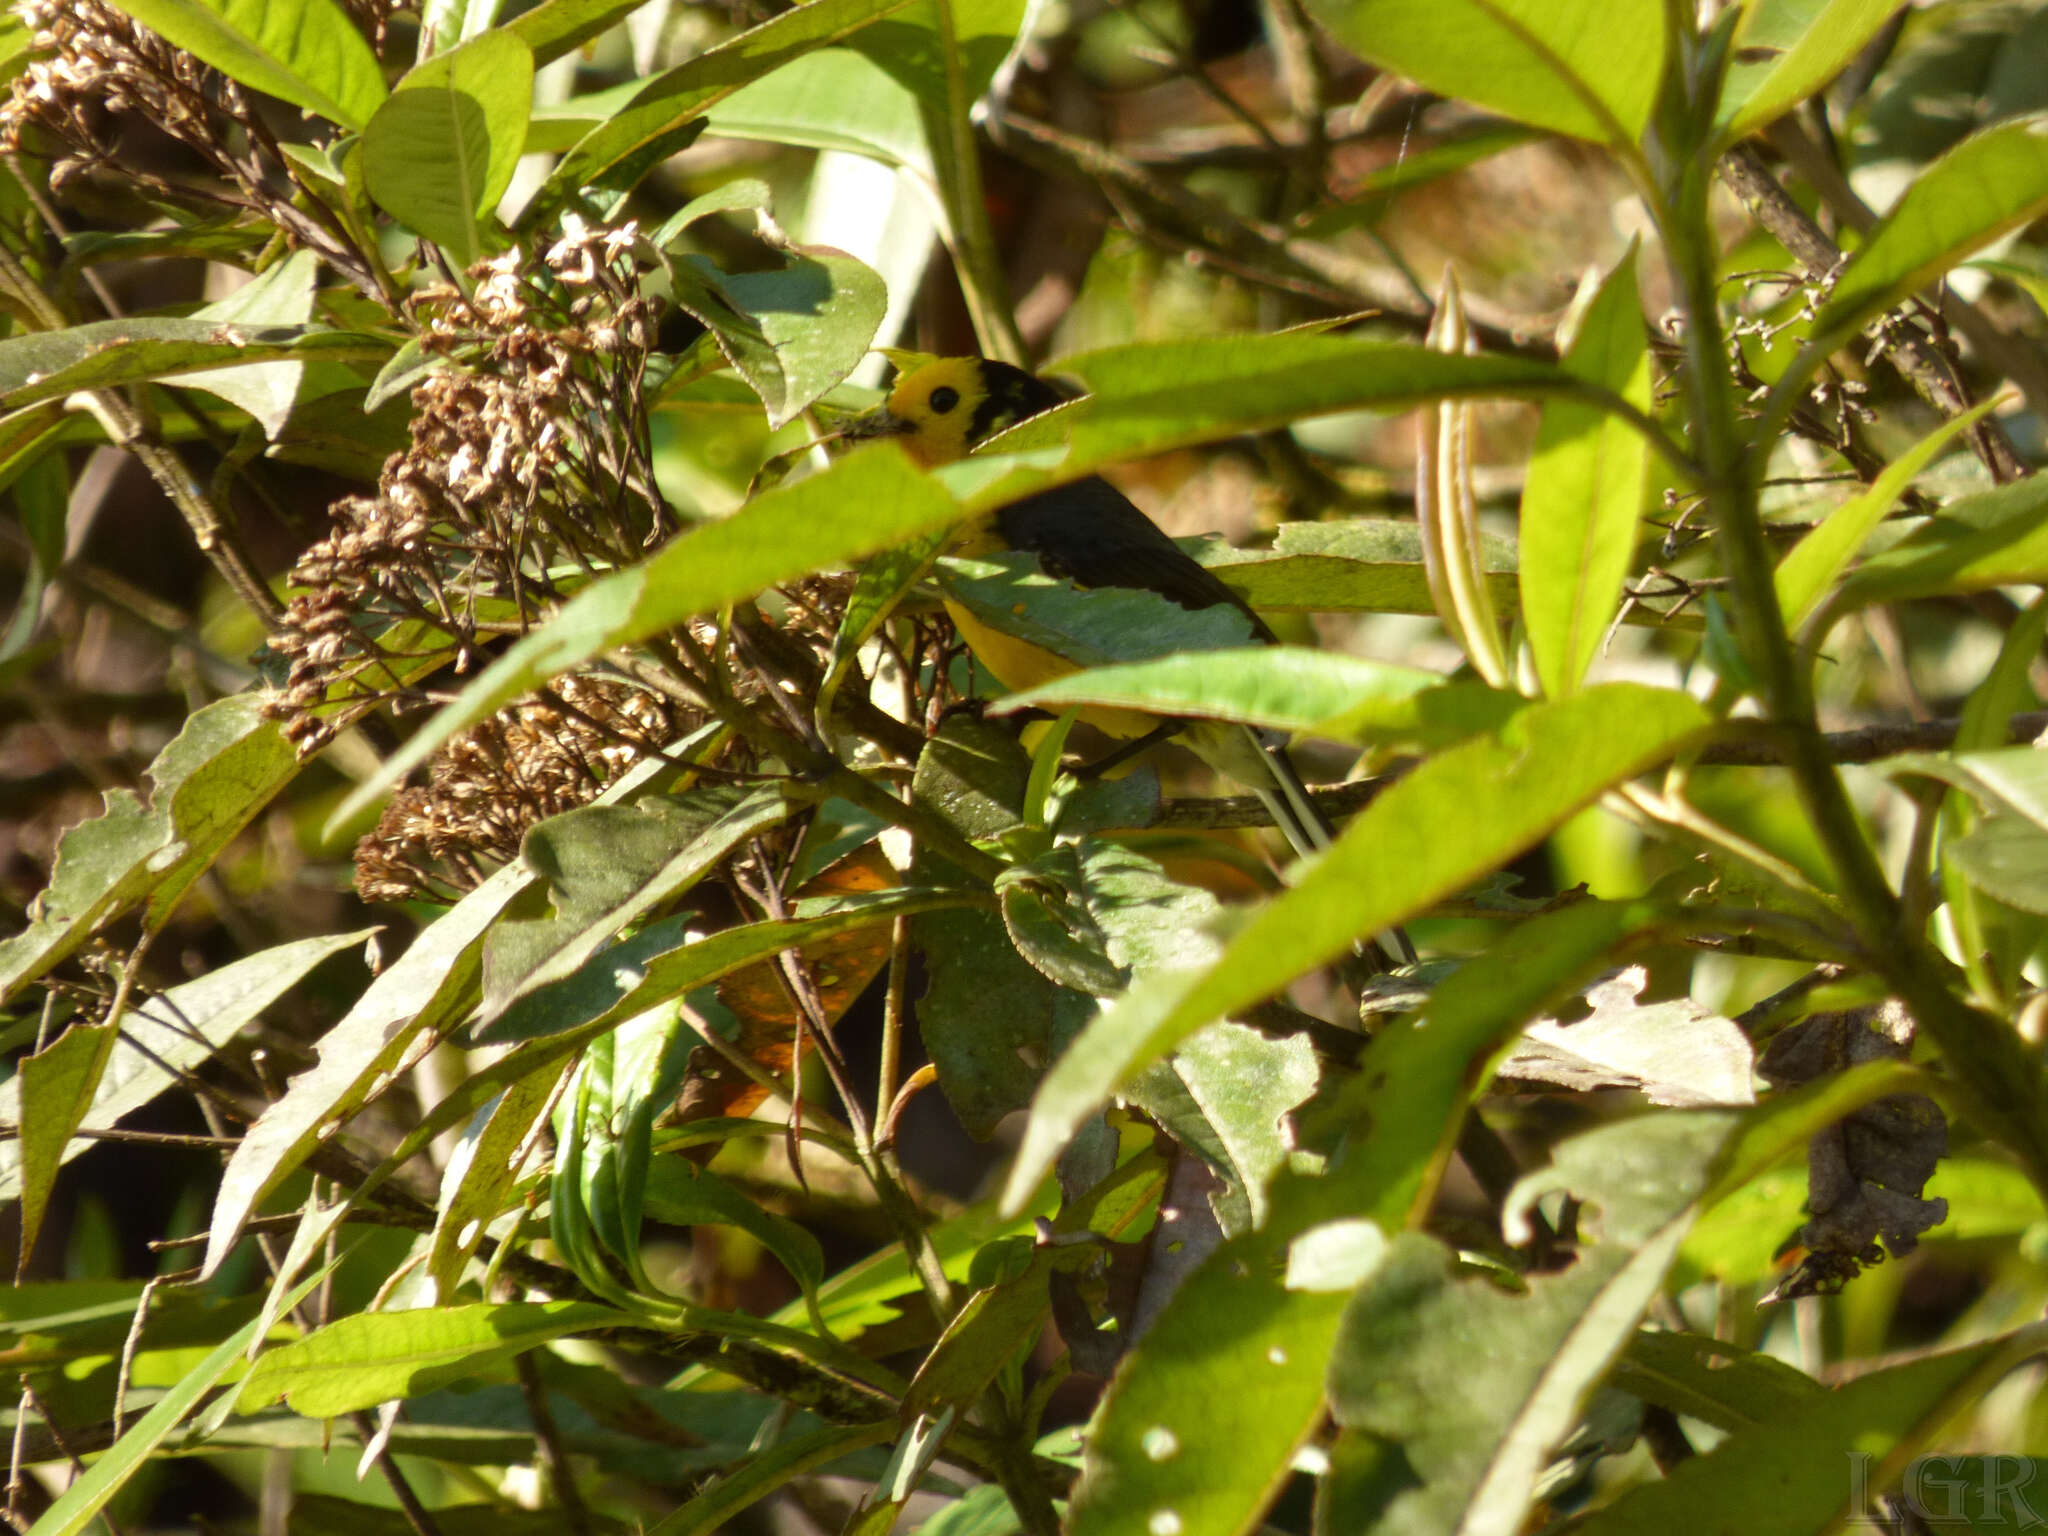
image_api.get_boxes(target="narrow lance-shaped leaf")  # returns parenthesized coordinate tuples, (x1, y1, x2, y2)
(1715, 0, 1902, 144)
(977, 333, 1676, 509)
(0, 320, 388, 416)
(1809, 113, 2048, 354)
(1777, 393, 2003, 631)
(1521, 246, 1651, 696)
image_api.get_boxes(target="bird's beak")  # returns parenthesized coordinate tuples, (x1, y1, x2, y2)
(840, 403, 913, 443)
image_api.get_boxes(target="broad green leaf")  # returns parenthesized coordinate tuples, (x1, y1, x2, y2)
(0, 320, 387, 414)
(523, 0, 916, 222)
(1299, 0, 1665, 147)
(160, 248, 320, 438)
(104, 0, 387, 130)
(508, 0, 647, 65)
(330, 443, 967, 831)
(0, 694, 298, 1003)
(1830, 473, 2048, 611)
(1521, 248, 1651, 696)
(0, 930, 370, 1204)
(363, 30, 534, 263)
(234, 1300, 630, 1416)
(992, 647, 1440, 733)
(481, 783, 807, 1019)
(1774, 393, 2001, 628)
(478, 888, 970, 1045)
(682, 247, 889, 426)
(1002, 684, 1710, 1211)
(705, 47, 926, 167)
(1573, 1325, 2048, 1535)
(202, 859, 534, 1277)
(24, 1268, 329, 1536)
(1947, 815, 2048, 914)
(1066, 899, 1676, 1536)
(1326, 1114, 1737, 1536)
(1810, 113, 2048, 352)
(986, 335, 1648, 495)
(1717, 0, 1901, 142)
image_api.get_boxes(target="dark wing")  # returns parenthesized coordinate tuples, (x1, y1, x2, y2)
(995, 476, 1278, 643)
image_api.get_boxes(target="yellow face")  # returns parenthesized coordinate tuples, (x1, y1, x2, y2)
(880, 358, 989, 468)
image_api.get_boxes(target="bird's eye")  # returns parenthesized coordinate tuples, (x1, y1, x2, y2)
(928, 385, 960, 414)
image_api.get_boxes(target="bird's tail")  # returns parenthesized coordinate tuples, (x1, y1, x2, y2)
(1185, 722, 1416, 974)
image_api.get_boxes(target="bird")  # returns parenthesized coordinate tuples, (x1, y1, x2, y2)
(850, 355, 1414, 972)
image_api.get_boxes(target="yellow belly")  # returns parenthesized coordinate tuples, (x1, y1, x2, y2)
(942, 597, 1165, 740)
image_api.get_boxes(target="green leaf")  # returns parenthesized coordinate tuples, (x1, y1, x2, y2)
(0, 320, 387, 414)
(363, 30, 534, 264)
(523, 0, 916, 223)
(985, 335, 1647, 497)
(1830, 473, 2048, 610)
(1066, 898, 1671, 1536)
(235, 1300, 630, 1416)
(1572, 1324, 2048, 1535)
(103, 0, 388, 130)
(25, 1268, 330, 1536)
(481, 783, 808, 1019)
(508, 0, 647, 66)
(1810, 113, 2048, 352)
(1208, 519, 1521, 619)
(0, 694, 298, 1003)
(642, 1156, 826, 1299)
(429, 1059, 571, 1301)
(329, 442, 966, 832)
(1326, 1114, 1737, 1535)
(1882, 746, 2048, 834)
(160, 248, 321, 438)
(682, 246, 889, 427)
(14, 1023, 118, 1273)
(1609, 1330, 1822, 1435)
(1001, 684, 1711, 1210)
(1298, 0, 1666, 147)
(1520, 248, 1651, 696)
(0, 929, 369, 1206)
(1717, 0, 1902, 143)
(815, 528, 951, 737)
(1946, 815, 2048, 914)
(202, 859, 536, 1277)
(992, 647, 1440, 734)
(1775, 393, 2001, 628)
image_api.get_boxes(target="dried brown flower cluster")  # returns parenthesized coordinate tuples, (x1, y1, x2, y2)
(352, 674, 679, 904)
(266, 223, 671, 759)
(0, 0, 399, 193)
(266, 219, 697, 901)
